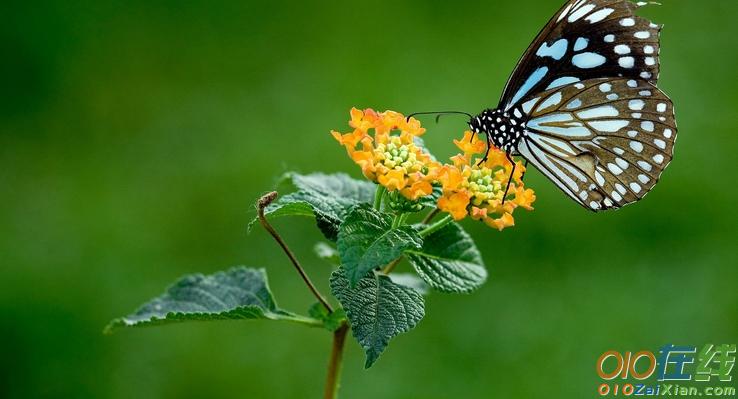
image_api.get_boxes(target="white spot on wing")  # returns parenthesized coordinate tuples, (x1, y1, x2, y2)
(607, 163, 623, 175)
(637, 160, 652, 171)
(521, 97, 540, 114)
(586, 8, 614, 23)
(566, 99, 582, 109)
(574, 37, 589, 51)
(628, 100, 645, 111)
(614, 45, 631, 55)
(546, 76, 580, 90)
(572, 52, 607, 68)
(537, 39, 569, 60)
(589, 120, 629, 132)
(568, 4, 595, 22)
(619, 57, 635, 68)
(508, 67, 548, 109)
(576, 106, 619, 119)
(536, 92, 563, 112)
(615, 184, 627, 195)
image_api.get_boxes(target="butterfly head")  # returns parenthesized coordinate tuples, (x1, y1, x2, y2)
(468, 109, 494, 135)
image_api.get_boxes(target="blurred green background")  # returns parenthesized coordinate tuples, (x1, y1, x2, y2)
(2, 0, 737, 397)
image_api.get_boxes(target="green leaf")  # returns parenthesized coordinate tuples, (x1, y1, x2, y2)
(105, 267, 319, 333)
(308, 303, 347, 332)
(337, 204, 422, 286)
(405, 222, 487, 293)
(251, 172, 376, 240)
(330, 268, 425, 368)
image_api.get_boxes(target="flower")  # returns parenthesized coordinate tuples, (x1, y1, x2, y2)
(437, 131, 535, 230)
(332, 108, 439, 201)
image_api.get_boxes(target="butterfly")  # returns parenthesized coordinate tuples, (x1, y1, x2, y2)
(466, 0, 677, 211)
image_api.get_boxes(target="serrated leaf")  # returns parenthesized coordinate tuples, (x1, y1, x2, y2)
(251, 173, 376, 241)
(308, 302, 347, 332)
(337, 204, 422, 286)
(330, 268, 424, 368)
(105, 267, 317, 333)
(405, 222, 487, 293)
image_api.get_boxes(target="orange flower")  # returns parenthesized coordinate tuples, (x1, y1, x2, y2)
(437, 131, 536, 231)
(332, 108, 439, 201)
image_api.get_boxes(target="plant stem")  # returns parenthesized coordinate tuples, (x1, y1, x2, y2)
(421, 208, 440, 224)
(382, 256, 403, 274)
(324, 324, 349, 399)
(257, 191, 333, 313)
(419, 214, 454, 237)
(373, 185, 386, 210)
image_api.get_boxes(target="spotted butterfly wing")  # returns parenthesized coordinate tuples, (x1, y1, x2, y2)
(474, 0, 676, 211)
(516, 78, 675, 210)
(500, 0, 663, 110)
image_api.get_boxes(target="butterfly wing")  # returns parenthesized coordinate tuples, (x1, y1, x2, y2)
(516, 77, 676, 211)
(500, 0, 662, 111)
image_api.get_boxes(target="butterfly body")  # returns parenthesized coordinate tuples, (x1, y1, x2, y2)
(469, 107, 527, 154)
(471, 0, 677, 212)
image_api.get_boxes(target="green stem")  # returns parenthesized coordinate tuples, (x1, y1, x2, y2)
(324, 324, 349, 399)
(275, 314, 325, 328)
(373, 186, 386, 210)
(391, 212, 407, 229)
(419, 214, 453, 237)
(382, 256, 403, 274)
(397, 213, 409, 226)
(421, 208, 440, 225)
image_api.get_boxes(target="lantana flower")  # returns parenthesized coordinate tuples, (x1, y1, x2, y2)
(332, 108, 441, 201)
(436, 131, 536, 230)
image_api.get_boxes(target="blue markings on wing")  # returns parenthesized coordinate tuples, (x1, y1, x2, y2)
(506, 66, 548, 110)
(572, 52, 607, 69)
(546, 76, 580, 90)
(536, 38, 568, 60)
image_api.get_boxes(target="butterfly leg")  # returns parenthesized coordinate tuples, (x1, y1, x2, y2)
(476, 133, 493, 166)
(501, 153, 516, 205)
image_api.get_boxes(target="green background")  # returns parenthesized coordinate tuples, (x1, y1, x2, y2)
(2, 0, 736, 397)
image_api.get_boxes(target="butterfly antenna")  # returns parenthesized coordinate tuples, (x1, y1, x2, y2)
(406, 111, 473, 123)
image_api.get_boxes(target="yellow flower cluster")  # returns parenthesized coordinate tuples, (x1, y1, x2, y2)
(333, 108, 536, 230)
(436, 131, 536, 230)
(332, 108, 440, 201)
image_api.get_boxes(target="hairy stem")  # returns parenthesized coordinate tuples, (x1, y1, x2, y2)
(419, 214, 453, 237)
(373, 185, 386, 210)
(421, 208, 440, 224)
(324, 324, 349, 399)
(257, 191, 333, 313)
